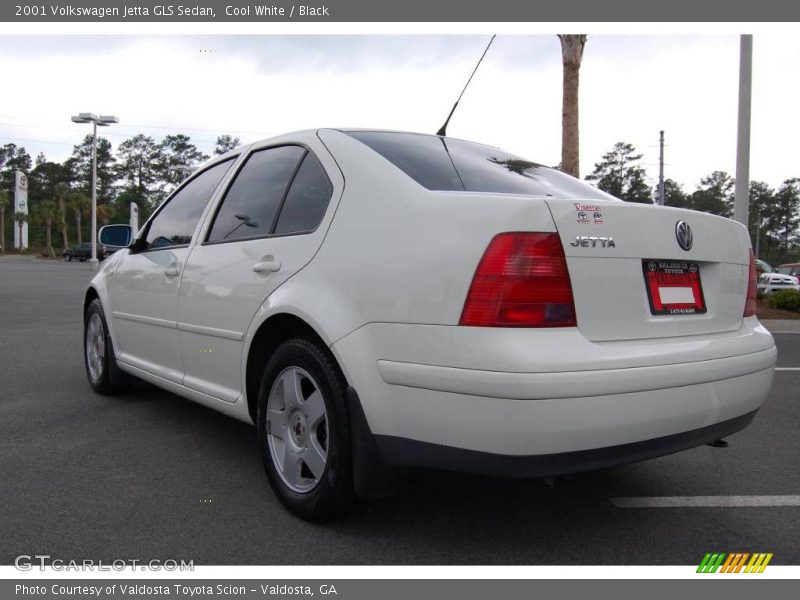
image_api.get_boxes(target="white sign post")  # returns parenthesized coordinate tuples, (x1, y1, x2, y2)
(13, 171, 28, 250)
(130, 202, 139, 236)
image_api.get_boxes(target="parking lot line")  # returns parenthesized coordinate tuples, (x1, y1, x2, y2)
(610, 495, 800, 508)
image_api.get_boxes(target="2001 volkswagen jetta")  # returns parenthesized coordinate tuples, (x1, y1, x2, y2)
(84, 129, 777, 520)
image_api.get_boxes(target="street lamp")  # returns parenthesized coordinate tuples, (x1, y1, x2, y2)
(71, 112, 119, 269)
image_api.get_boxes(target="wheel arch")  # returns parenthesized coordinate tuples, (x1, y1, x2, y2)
(244, 312, 344, 424)
(83, 286, 100, 321)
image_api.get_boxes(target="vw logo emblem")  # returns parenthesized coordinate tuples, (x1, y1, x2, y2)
(675, 220, 693, 251)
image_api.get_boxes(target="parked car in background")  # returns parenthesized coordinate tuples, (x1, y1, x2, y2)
(754, 259, 774, 274)
(757, 271, 800, 295)
(775, 262, 800, 279)
(63, 242, 109, 262)
(83, 128, 777, 521)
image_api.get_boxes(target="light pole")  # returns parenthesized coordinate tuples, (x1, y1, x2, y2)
(71, 112, 118, 269)
(733, 35, 753, 227)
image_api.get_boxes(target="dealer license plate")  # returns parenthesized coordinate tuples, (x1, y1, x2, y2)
(642, 259, 707, 315)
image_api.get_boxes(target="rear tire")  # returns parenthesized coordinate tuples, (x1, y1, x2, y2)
(84, 298, 135, 394)
(257, 337, 354, 522)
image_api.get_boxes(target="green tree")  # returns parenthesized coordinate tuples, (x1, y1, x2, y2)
(116, 134, 164, 213)
(663, 178, 691, 209)
(558, 35, 587, 178)
(67, 192, 90, 245)
(214, 134, 240, 155)
(0, 143, 33, 193)
(66, 134, 116, 206)
(28, 160, 70, 208)
(585, 142, 652, 203)
(0, 190, 9, 253)
(54, 182, 70, 251)
(747, 181, 776, 260)
(769, 178, 800, 261)
(690, 171, 734, 218)
(13, 211, 28, 252)
(157, 134, 209, 188)
(31, 200, 58, 257)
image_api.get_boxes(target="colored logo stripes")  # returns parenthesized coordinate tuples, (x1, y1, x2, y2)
(697, 552, 773, 573)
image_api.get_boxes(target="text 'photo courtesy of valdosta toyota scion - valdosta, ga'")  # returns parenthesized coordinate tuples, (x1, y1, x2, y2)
(25, 4, 331, 18)
(15, 584, 336, 597)
(85, 129, 776, 522)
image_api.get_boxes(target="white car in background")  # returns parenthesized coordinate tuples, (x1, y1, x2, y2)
(84, 129, 777, 521)
(757, 272, 800, 295)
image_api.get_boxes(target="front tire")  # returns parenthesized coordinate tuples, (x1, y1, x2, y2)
(257, 338, 354, 521)
(84, 298, 134, 394)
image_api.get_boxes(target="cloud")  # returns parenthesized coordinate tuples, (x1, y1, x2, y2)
(0, 34, 797, 191)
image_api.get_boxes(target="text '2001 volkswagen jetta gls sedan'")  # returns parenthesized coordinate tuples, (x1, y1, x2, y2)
(85, 129, 777, 521)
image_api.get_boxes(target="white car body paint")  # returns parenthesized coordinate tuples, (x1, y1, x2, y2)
(87, 128, 777, 472)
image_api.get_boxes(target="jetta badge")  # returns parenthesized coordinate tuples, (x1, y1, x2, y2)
(570, 236, 616, 248)
(675, 220, 693, 251)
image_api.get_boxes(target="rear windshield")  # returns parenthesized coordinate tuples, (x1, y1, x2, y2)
(346, 130, 618, 200)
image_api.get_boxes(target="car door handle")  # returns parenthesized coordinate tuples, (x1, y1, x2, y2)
(164, 265, 181, 278)
(252, 260, 281, 274)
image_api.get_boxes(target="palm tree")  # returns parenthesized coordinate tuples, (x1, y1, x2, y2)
(97, 203, 111, 225)
(54, 183, 70, 252)
(32, 200, 58, 257)
(67, 192, 90, 245)
(13, 211, 28, 252)
(0, 191, 9, 253)
(558, 35, 588, 178)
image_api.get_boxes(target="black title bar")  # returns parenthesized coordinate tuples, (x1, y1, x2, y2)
(4, 0, 800, 22)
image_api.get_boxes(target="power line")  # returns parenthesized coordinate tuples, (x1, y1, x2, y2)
(0, 118, 272, 137)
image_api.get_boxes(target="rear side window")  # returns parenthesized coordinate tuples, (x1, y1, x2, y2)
(144, 158, 234, 250)
(274, 152, 333, 235)
(207, 146, 305, 243)
(346, 131, 617, 201)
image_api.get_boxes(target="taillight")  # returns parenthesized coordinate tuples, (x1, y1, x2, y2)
(460, 232, 576, 327)
(744, 249, 757, 317)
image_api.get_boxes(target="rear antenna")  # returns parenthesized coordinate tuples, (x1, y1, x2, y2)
(436, 34, 496, 137)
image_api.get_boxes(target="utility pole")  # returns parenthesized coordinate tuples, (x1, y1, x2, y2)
(657, 130, 665, 206)
(733, 35, 753, 226)
(755, 204, 761, 258)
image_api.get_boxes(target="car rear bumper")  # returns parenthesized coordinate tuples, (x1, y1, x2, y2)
(373, 410, 758, 478)
(332, 317, 776, 463)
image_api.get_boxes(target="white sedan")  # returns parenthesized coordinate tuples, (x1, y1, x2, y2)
(85, 129, 777, 521)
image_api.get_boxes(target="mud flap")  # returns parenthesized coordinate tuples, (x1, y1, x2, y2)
(346, 386, 400, 500)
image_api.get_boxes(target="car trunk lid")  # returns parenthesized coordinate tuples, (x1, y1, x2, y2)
(545, 198, 751, 341)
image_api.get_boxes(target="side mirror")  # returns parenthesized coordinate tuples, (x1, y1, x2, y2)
(99, 224, 133, 249)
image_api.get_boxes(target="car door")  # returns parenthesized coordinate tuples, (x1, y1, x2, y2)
(108, 158, 235, 383)
(177, 143, 339, 402)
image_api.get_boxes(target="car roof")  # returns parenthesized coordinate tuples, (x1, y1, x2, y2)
(210, 128, 510, 163)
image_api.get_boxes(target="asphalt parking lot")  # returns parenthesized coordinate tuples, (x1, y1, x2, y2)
(0, 255, 798, 565)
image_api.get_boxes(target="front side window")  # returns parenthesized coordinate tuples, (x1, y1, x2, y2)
(207, 146, 306, 243)
(144, 159, 234, 250)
